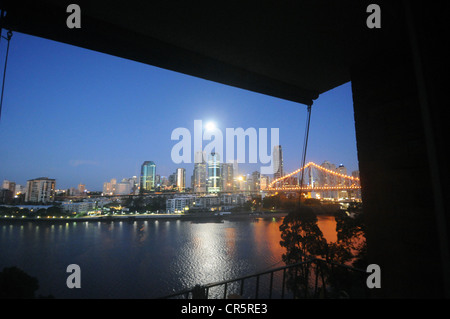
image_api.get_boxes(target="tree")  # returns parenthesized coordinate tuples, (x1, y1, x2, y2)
(0, 266, 39, 299)
(279, 205, 328, 297)
(279, 205, 367, 298)
(333, 210, 366, 266)
(47, 206, 63, 216)
(144, 196, 166, 212)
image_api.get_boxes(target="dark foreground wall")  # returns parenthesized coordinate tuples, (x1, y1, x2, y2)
(350, 2, 449, 298)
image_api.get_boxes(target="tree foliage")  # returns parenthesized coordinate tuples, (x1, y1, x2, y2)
(279, 204, 367, 297)
(0, 266, 39, 299)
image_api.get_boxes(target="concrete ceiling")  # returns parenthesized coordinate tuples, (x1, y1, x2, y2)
(0, 0, 378, 106)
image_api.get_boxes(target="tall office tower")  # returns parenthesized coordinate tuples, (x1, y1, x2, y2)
(103, 178, 116, 195)
(221, 163, 234, 192)
(115, 179, 133, 195)
(319, 160, 337, 199)
(1, 180, 16, 203)
(337, 164, 348, 199)
(160, 176, 169, 187)
(25, 177, 56, 203)
(337, 164, 349, 188)
(337, 164, 347, 175)
(233, 160, 239, 177)
(273, 145, 284, 179)
(194, 150, 206, 164)
(78, 183, 86, 194)
(176, 168, 186, 192)
(251, 171, 260, 192)
(130, 176, 139, 194)
(140, 161, 156, 192)
(321, 160, 336, 171)
(351, 170, 362, 199)
(207, 152, 221, 193)
(193, 152, 207, 193)
(168, 173, 177, 187)
(2, 180, 16, 193)
(260, 175, 270, 190)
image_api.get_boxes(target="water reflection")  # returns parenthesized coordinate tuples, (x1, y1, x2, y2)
(0, 215, 354, 299)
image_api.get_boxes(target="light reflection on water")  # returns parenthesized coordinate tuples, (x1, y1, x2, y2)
(0, 216, 336, 299)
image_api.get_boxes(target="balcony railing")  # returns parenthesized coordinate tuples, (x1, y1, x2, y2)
(160, 258, 370, 299)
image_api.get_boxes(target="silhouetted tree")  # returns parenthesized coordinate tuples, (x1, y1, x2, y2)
(333, 210, 366, 266)
(47, 206, 63, 216)
(322, 210, 367, 297)
(0, 267, 39, 299)
(279, 205, 367, 298)
(280, 206, 328, 263)
(279, 205, 328, 297)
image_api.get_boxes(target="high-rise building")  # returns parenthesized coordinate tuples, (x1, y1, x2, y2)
(176, 168, 186, 192)
(160, 176, 169, 187)
(2, 180, 16, 194)
(115, 178, 135, 195)
(273, 145, 284, 179)
(193, 151, 207, 193)
(2, 180, 16, 202)
(78, 183, 86, 194)
(233, 160, 239, 177)
(25, 177, 56, 203)
(1, 180, 16, 203)
(140, 161, 156, 192)
(103, 178, 117, 195)
(251, 171, 260, 192)
(168, 173, 177, 187)
(221, 163, 234, 192)
(337, 164, 347, 176)
(317, 160, 336, 199)
(337, 164, 348, 186)
(207, 152, 221, 193)
(260, 175, 270, 190)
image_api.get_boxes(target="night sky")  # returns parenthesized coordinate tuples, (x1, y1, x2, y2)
(0, 31, 358, 191)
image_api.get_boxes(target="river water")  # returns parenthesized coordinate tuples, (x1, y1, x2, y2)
(0, 215, 337, 299)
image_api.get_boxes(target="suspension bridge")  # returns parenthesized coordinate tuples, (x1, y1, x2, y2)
(267, 162, 361, 194)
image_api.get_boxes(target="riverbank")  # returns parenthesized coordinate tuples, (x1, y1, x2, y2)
(0, 211, 290, 224)
(0, 202, 343, 224)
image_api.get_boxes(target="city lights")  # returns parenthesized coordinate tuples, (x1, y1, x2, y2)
(268, 161, 361, 192)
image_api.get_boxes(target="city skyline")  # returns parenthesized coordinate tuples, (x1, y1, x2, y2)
(0, 31, 358, 191)
(2, 156, 358, 199)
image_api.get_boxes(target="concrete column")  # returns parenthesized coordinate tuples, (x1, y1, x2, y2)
(350, 2, 449, 298)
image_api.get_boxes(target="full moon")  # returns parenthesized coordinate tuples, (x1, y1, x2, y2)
(205, 121, 216, 131)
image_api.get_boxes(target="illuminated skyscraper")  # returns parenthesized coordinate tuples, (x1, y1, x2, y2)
(207, 152, 221, 193)
(273, 145, 284, 179)
(193, 151, 207, 193)
(176, 167, 186, 192)
(140, 161, 156, 192)
(251, 171, 260, 192)
(221, 163, 234, 192)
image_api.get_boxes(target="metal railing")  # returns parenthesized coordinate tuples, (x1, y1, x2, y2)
(160, 258, 370, 299)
